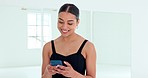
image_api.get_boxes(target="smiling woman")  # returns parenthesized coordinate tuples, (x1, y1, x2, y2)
(41, 3, 96, 78)
(57, 12, 78, 37)
(57, 4, 80, 37)
(0, 3, 131, 78)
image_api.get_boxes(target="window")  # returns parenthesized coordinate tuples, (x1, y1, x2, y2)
(27, 12, 52, 49)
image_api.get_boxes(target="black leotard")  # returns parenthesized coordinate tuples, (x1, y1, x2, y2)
(50, 40, 88, 78)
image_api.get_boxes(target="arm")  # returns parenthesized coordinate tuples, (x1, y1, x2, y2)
(75, 42, 96, 78)
(41, 42, 52, 78)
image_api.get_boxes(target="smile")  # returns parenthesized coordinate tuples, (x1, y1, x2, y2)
(61, 29, 70, 34)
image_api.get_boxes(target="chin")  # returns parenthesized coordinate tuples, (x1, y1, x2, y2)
(61, 34, 69, 37)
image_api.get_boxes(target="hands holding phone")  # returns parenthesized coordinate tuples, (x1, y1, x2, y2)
(45, 60, 78, 78)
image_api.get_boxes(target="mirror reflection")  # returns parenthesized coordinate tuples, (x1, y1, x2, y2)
(0, 6, 131, 78)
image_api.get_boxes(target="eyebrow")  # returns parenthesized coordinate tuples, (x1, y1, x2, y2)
(58, 18, 74, 22)
(58, 18, 63, 21)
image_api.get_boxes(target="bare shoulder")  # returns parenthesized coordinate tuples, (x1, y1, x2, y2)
(85, 41, 95, 51)
(84, 40, 96, 57)
(43, 41, 51, 50)
(42, 41, 52, 56)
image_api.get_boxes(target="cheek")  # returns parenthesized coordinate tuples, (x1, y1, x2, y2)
(57, 25, 61, 30)
(57, 23, 62, 28)
(73, 24, 77, 29)
(57, 23, 60, 26)
(70, 26, 77, 31)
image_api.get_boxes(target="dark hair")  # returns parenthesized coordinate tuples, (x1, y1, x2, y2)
(58, 3, 79, 21)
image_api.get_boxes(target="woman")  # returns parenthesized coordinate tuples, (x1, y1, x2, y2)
(42, 3, 96, 78)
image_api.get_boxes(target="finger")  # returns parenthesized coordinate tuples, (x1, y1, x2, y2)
(47, 65, 57, 72)
(58, 66, 71, 71)
(49, 70, 58, 74)
(47, 65, 53, 70)
(57, 65, 66, 70)
(47, 65, 52, 68)
(53, 66, 58, 70)
(64, 61, 72, 67)
(58, 70, 68, 75)
(55, 68, 62, 73)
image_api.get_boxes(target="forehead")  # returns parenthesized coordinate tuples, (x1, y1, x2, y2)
(58, 12, 76, 21)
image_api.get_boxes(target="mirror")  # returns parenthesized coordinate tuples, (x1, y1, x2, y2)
(0, 6, 131, 78)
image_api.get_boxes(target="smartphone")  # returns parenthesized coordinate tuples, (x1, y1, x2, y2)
(50, 60, 63, 66)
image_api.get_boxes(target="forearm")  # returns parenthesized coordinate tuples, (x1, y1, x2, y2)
(42, 74, 52, 78)
(41, 70, 52, 78)
(72, 71, 94, 78)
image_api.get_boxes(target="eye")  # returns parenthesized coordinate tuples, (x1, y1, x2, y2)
(58, 21, 64, 24)
(68, 23, 73, 25)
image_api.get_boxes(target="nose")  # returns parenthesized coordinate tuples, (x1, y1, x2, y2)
(62, 23, 68, 29)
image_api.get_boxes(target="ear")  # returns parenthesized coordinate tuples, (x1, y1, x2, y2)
(76, 19, 80, 26)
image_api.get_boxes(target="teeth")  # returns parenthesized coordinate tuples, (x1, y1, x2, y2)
(62, 30, 68, 32)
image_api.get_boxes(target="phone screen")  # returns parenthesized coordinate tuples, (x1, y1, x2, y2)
(50, 60, 63, 66)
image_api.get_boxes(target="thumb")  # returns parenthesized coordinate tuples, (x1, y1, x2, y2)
(46, 64, 52, 70)
(64, 61, 72, 67)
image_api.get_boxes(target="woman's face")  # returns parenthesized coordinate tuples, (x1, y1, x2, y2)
(57, 12, 79, 37)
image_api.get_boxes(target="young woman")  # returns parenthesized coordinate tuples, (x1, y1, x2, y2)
(42, 3, 96, 78)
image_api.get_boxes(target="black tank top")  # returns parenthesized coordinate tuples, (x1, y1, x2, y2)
(50, 40, 88, 78)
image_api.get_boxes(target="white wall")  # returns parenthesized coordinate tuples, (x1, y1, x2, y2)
(93, 12, 131, 65)
(0, 7, 130, 67)
(0, 7, 42, 67)
(0, 0, 148, 78)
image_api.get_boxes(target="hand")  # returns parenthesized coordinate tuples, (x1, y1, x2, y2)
(55, 61, 78, 78)
(43, 65, 58, 77)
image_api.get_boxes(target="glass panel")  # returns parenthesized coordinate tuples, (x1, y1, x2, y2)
(43, 13, 51, 25)
(27, 13, 36, 25)
(43, 36, 51, 43)
(37, 13, 42, 25)
(43, 26, 50, 36)
(37, 26, 42, 36)
(28, 26, 36, 36)
(28, 37, 41, 49)
(27, 12, 52, 49)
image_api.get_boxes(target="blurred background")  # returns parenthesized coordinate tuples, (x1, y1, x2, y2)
(0, 0, 148, 78)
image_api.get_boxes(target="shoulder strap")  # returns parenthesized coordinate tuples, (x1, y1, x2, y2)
(77, 40, 88, 54)
(51, 40, 56, 53)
